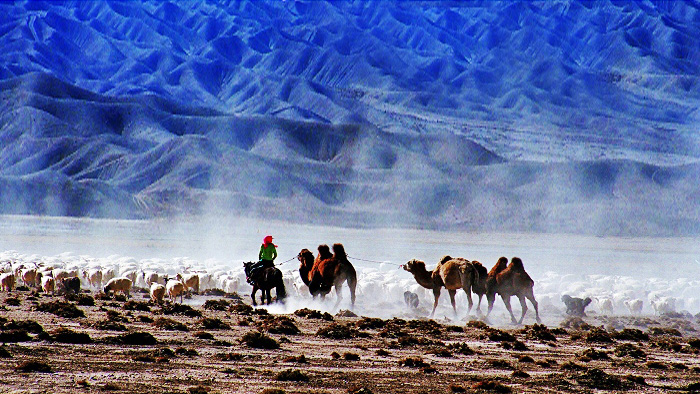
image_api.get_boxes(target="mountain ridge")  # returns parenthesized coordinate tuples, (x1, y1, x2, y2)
(1, 1, 699, 235)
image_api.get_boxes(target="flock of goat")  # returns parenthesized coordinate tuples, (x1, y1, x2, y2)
(0, 263, 200, 305)
(0, 243, 681, 321)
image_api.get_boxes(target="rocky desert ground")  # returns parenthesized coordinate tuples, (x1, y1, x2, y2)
(1, 286, 700, 394)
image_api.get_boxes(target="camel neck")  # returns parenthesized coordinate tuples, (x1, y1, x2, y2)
(410, 268, 434, 289)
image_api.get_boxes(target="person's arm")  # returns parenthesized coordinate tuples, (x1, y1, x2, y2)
(259, 245, 264, 260)
(272, 246, 278, 261)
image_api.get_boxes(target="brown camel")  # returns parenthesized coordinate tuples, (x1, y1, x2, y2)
(402, 256, 479, 318)
(470, 260, 488, 315)
(297, 243, 357, 309)
(485, 257, 541, 324)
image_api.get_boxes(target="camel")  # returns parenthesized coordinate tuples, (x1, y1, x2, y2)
(485, 257, 541, 324)
(469, 260, 488, 315)
(402, 256, 479, 318)
(297, 243, 357, 309)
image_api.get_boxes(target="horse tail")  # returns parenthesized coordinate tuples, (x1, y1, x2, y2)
(275, 269, 287, 301)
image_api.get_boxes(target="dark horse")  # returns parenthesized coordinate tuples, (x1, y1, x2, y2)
(243, 262, 287, 306)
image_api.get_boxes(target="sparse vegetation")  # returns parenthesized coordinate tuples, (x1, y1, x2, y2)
(51, 327, 92, 344)
(35, 300, 85, 319)
(123, 300, 150, 312)
(199, 318, 230, 330)
(275, 369, 309, 382)
(317, 323, 358, 339)
(241, 330, 279, 349)
(203, 299, 230, 311)
(15, 359, 52, 373)
(152, 317, 189, 331)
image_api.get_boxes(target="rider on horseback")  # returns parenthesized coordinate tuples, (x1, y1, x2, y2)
(247, 235, 277, 285)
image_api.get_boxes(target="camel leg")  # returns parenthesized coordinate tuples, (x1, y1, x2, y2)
(448, 289, 457, 316)
(476, 294, 484, 316)
(501, 294, 518, 324)
(486, 292, 496, 318)
(333, 283, 344, 310)
(430, 287, 441, 318)
(526, 290, 541, 323)
(517, 295, 528, 325)
(347, 276, 357, 310)
(462, 287, 474, 316)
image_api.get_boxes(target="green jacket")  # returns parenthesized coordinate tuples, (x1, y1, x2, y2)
(259, 244, 277, 261)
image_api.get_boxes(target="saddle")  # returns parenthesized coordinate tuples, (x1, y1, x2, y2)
(246, 260, 275, 285)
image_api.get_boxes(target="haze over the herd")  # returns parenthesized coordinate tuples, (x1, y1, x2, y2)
(0, 1, 698, 236)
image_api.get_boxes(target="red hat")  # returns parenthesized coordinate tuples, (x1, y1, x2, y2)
(263, 235, 273, 244)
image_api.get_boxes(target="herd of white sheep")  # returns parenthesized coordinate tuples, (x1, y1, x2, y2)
(1, 250, 699, 321)
(0, 253, 226, 305)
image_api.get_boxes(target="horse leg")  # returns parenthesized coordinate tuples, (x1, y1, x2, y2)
(251, 287, 258, 306)
(516, 294, 528, 325)
(448, 289, 457, 317)
(501, 294, 518, 324)
(265, 289, 272, 305)
(430, 287, 441, 318)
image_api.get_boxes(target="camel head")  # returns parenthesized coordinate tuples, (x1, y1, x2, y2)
(317, 244, 332, 260)
(297, 249, 314, 269)
(332, 243, 347, 260)
(402, 259, 426, 274)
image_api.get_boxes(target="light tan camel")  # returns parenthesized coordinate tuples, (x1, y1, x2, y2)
(297, 243, 357, 309)
(402, 256, 478, 318)
(486, 257, 540, 324)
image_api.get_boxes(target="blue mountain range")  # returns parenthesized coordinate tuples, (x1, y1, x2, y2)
(0, 1, 698, 235)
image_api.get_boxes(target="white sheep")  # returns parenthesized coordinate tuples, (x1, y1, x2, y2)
(120, 270, 138, 285)
(650, 296, 676, 316)
(102, 268, 116, 283)
(82, 269, 103, 289)
(52, 268, 78, 281)
(166, 279, 186, 303)
(1, 273, 16, 292)
(103, 277, 133, 298)
(142, 271, 164, 286)
(624, 298, 644, 315)
(150, 283, 166, 303)
(20, 268, 38, 287)
(175, 273, 199, 295)
(41, 276, 56, 295)
(594, 297, 614, 315)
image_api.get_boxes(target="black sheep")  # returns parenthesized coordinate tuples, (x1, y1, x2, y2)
(60, 277, 81, 295)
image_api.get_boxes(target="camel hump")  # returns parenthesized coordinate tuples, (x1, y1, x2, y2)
(332, 243, 347, 259)
(508, 257, 526, 272)
(439, 255, 452, 265)
(472, 261, 488, 277)
(317, 244, 332, 258)
(489, 257, 509, 276)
